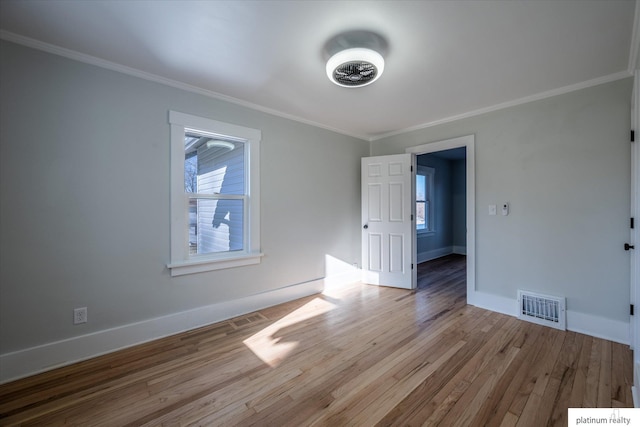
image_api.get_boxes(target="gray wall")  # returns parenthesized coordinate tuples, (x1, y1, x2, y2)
(372, 78, 632, 323)
(417, 154, 452, 256)
(0, 40, 369, 354)
(0, 39, 632, 357)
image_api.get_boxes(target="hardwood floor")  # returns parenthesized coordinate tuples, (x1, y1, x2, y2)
(0, 255, 633, 426)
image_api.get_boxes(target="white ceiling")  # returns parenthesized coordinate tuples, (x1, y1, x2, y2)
(0, 0, 637, 141)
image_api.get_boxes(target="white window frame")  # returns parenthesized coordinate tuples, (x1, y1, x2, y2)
(167, 111, 262, 276)
(416, 165, 435, 235)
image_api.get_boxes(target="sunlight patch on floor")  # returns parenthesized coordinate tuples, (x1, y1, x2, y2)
(243, 297, 337, 367)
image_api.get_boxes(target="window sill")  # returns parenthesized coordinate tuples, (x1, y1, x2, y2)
(417, 230, 436, 237)
(167, 252, 263, 277)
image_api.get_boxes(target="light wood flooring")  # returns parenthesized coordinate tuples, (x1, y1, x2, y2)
(0, 255, 633, 426)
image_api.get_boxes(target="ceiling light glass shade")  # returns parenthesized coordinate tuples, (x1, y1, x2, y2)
(326, 48, 385, 88)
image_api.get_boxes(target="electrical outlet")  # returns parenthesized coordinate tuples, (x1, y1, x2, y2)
(73, 307, 87, 324)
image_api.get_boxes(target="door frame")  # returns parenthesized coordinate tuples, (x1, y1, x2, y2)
(631, 71, 640, 406)
(405, 134, 475, 304)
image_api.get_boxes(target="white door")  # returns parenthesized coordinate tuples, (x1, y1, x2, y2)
(631, 71, 639, 361)
(361, 154, 415, 289)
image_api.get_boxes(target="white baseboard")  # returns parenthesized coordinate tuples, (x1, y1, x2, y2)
(453, 246, 467, 255)
(468, 290, 518, 317)
(3, 277, 630, 383)
(417, 246, 467, 264)
(417, 247, 453, 264)
(0, 279, 326, 384)
(566, 311, 630, 345)
(323, 269, 361, 289)
(469, 291, 630, 345)
(634, 362, 640, 407)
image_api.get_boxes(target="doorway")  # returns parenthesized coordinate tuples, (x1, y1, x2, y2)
(415, 148, 467, 295)
(416, 148, 467, 260)
(406, 135, 476, 305)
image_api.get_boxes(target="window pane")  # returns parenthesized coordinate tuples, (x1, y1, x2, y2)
(425, 200, 430, 230)
(189, 198, 244, 254)
(416, 201, 425, 230)
(189, 199, 198, 254)
(184, 133, 245, 195)
(416, 174, 426, 201)
(185, 153, 198, 193)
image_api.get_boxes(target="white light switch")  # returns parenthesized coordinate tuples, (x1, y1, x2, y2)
(502, 203, 509, 216)
(489, 205, 497, 215)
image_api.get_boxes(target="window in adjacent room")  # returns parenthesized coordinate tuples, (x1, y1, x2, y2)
(416, 166, 434, 233)
(168, 111, 261, 276)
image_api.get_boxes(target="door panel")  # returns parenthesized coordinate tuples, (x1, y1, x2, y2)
(389, 183, 404, 221)
(368, 233, 383, 272)
(368, 183, 382, 221)
(362, 153, 414, 289)
(389, 234, 405, 273)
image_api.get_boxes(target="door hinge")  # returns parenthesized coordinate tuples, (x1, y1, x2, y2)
(411, 263, 414, 270)
(632, 217, 635, 229)
(631, 304, 635, 316)
(411, 214, 414, 221)
(411, 165, 413, 172)
(632, 130, 635, 142)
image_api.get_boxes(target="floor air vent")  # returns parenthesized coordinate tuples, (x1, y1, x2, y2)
(517, 290, 566, 330)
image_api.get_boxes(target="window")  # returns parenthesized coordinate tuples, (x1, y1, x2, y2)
(416, 166, 434, 233)
(168, 111, 261, 276)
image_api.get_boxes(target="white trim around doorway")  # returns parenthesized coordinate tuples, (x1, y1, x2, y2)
(406, 134, 476, 306)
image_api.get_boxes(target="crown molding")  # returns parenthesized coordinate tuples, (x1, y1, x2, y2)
(629, 0, 640, 73)
(0, 30, 369, 142)
(369, 70, 632, 141)
(1, 30, 632, 144)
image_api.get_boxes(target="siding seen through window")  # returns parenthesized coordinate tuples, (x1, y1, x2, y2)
(168, 111, 261, 276)
(185, 134, 245, 255)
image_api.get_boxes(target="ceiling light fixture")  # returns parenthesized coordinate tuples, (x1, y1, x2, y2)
(324, 30, 388, 88)
(206, 139, 235, 150)
(326, 48, 384, 88)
